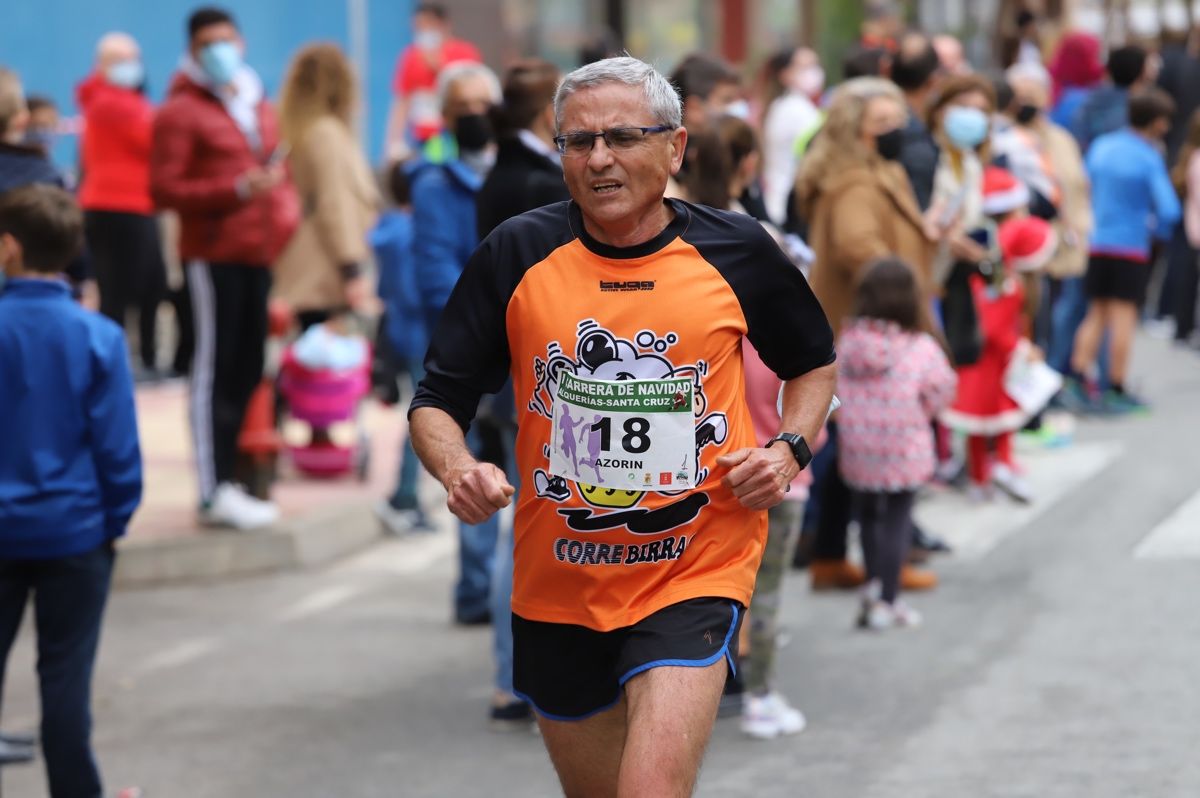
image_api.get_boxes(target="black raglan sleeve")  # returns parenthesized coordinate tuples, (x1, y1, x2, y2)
(690, 207, 836, 380)
(409, 233, 515, 432)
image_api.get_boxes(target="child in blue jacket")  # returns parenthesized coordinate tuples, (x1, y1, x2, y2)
(0, 184, 141, 797)
(371, 162, 431, 533)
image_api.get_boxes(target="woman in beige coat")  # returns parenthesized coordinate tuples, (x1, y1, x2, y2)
(275, 43, 381, 328)
(794, 77, 940, 594)
(796, 77, 937, 339)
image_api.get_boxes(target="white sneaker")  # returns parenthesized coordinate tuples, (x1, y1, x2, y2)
(862, 600, 922, 630)
(741, 691, 807, 739)
(991, 462, 1033, 504)
(892, 600, 923, 627)
(200, 483, 280, 530)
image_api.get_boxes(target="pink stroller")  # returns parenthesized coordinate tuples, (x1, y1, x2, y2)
(278, 343, 372, 480)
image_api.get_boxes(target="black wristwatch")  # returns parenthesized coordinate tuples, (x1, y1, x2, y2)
(766, 432, 813, 471)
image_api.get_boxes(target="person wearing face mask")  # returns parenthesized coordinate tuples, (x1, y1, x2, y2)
(150, 6, 299, 531)
(796, 77, 941, 594)
(22, 96, 60, 159)
(409, 60, 502, 626)
(76, 32, 169, 382)
(760, 47, 824, 226)
(384, 3, 482, 163)
(0, 67, 96, 306)
(461, 58, 571, 732)
(1003, 63, 1093, 376)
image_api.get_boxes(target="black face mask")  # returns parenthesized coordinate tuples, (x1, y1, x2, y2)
(875, 127, 904, 161)
(1015, 104, 1040, 125)
(454, 112, 494, 152)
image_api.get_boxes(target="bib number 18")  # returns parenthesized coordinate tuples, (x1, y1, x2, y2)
(590, 417, 651, 454)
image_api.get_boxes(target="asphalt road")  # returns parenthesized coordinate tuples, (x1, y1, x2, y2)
(4, 335, 1199, 798)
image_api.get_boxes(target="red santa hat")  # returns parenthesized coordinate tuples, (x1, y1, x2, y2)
(982, 166, 1031, 217)
(999, 216, 1058, 273)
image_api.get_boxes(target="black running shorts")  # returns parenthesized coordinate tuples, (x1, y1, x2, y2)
(512, 597, 743, 721)
(1085, 254, 1150, 305)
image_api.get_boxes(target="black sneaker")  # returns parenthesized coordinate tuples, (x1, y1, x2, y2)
(489, 699, 534, 732)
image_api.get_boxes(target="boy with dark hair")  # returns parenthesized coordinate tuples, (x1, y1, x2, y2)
(1069, 89, 1180, 412)
(1075, 44, 1156, 150)
(0, 183, 142, 798)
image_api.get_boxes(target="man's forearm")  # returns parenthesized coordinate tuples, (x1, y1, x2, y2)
(778, 362, 837, 444)
(410, 406, 477, 487)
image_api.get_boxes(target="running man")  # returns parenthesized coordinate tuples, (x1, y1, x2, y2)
(557, 407, 586, 476)
(410, 57, 835, 796)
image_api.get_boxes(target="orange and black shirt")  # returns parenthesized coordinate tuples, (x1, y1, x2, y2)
(412, 199, 835, 631)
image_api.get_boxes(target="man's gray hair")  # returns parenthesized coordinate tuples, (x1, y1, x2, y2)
(437, 60, 501, 110)
(554, 56, 682, 131)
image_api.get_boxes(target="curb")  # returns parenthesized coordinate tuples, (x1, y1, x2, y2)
(114, 502, 383, 587)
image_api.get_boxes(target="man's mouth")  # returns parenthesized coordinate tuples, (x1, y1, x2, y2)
(592, 181, 622, 195)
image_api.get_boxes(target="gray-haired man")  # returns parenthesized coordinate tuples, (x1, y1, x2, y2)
(410, 57, 836, 794)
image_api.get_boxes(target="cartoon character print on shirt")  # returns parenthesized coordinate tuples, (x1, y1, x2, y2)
(529, 320, 728, 535)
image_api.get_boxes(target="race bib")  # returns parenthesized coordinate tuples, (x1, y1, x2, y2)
(549, 372, 696, 492)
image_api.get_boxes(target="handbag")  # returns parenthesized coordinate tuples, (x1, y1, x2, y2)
(941, 259, 984, 366)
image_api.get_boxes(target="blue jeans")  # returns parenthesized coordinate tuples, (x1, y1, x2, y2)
(1049, 276, 1088, 375)
(455, 421, 519, 622)
(0, 541, 115, 798)
(389, 365, 425, 513)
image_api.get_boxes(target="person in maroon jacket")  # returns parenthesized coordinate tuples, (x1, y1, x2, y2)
(150, 6, 299, 530)
(78, 32, 168, 379)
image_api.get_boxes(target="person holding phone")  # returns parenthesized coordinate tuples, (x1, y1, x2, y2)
(150, 6, 299, 530)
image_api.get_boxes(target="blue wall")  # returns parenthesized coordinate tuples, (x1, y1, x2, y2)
(0, 0, 413, 164)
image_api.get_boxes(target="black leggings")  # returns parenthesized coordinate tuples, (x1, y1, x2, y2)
(854, 490, 916, 603)
(84, 210, 166, 371)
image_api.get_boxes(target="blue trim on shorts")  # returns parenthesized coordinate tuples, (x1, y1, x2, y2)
(616, 602, 740, 687)
(512, 688, 622, 723)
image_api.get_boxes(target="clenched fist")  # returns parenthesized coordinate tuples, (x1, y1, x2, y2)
(445, 461, 516, 524)
(716, 445, 798, 511)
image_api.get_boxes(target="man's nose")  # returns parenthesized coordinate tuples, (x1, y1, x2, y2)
(587, 137, 615, 169)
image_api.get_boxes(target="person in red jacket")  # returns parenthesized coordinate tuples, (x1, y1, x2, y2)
(77, 32, 168, 378)
(150, 6, 299, 530)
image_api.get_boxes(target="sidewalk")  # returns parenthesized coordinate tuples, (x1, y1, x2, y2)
(116, 381, 406, 587)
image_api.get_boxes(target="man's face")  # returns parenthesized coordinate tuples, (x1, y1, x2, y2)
(558, 83, 686, 232)
(189, 22, 241, 61)
(442, 74, 494, 130)
(684, 80, 741, 130)
(413, 11, 448, 37)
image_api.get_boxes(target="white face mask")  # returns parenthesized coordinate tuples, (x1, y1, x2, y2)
(722, 100, 751, 120)
(414, 30, 444, 52)
(794, 65, 825, 98)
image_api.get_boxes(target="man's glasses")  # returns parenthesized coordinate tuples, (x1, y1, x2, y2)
(553, 125, 675, 156)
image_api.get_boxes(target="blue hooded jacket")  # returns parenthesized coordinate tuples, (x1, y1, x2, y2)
(409, 158, 484, 334)
(371, 209, 426, 364)
(0, 279, 142, 558)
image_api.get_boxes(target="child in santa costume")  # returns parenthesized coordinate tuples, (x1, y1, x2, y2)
(940, 215, 1058, 502)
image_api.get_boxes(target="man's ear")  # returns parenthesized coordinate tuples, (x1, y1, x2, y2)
(0, 233, 22, 275)
(668, 126, 688, 175)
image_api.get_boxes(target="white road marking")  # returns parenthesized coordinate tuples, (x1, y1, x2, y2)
(1135, 487, 1200, 559)
(915, 441, 1123, 561)
(276, 584, 364, 622)
(132, 637, 219, 676)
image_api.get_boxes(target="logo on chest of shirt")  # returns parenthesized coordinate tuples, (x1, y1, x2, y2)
(528, 319, 730, 549)
(599, 280, 656, 292)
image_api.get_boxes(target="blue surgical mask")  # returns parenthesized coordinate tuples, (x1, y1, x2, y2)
(944, 106, 989, 150)
(199, 41, 242, 86)
(106, 60, 145, 90)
